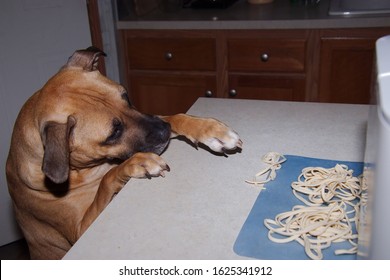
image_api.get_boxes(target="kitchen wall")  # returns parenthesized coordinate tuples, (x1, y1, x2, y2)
(0, 0, 91, 246)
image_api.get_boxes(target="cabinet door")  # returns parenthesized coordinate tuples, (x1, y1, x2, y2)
(228, 74, 305, 101)
(318, 38, 375, 104)
(129, 72, 216, 115)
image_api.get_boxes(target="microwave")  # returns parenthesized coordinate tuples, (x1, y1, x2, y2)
(359, 35, 390, 259)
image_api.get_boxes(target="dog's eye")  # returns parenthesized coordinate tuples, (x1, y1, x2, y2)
(121, 91, 132, 107)
(104, 118, 123, 145)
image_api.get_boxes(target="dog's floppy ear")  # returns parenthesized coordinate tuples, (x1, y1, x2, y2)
(41, 116, 76, 184)
(66, 46, 106, 71)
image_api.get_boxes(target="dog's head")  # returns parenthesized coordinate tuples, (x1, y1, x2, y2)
(38, 47, 171, 184)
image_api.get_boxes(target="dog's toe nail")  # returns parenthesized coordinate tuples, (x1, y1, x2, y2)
(221, 148, 229, 157)
(165, 164, 171, 172)
(193, 141, 199, 149)
(145, 172, 152, 179)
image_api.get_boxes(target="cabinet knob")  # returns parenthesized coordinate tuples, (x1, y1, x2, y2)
(260, 53, 269, 62)
(205, 90, 213, 97)
(229, 89, 237, 97)
(165, 52, 173, 61)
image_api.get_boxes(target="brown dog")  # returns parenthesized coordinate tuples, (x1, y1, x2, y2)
(6, 47, 242, 259)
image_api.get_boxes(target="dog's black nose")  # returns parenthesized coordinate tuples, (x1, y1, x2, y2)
(141, 115, 171, 144)
(152, 120, 171, 143)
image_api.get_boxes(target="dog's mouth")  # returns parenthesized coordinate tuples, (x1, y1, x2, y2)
(107, 137, 169, 165)
(139, 139, 170, 155)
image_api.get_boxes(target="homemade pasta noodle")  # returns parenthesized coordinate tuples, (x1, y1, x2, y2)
(291, 164, 361, 206)
(252, 153, 362, 259)
(264, 202, 358, 260)
(245, 152, 286, 188)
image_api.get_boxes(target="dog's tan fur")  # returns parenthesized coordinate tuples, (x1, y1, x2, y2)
(6, 47, 242, 259)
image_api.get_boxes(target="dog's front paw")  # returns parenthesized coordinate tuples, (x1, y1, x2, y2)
(122, 152, 170, 179)
(194, 118, 243, 154)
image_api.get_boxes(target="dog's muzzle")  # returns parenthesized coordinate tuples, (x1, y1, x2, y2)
(138, 115, 171, 155)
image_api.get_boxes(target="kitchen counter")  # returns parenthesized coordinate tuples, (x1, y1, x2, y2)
(64, 98, 369, 259)
(116, 0, 390, 29)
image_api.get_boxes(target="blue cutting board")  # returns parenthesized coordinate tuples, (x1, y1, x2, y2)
(233, 155, 363, 260)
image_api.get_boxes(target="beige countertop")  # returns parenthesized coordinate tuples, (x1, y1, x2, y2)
(63, 98, 369, 259)
(116, 0, 390, 29)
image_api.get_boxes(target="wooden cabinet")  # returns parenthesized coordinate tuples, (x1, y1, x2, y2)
(228, 74, 305, 101)
(126, 37, 216, 71)
(122, 30, 217, 115)
(129, 72, 215, 116)
(227, 38, 306, 73)
(226, 31, 307, 101)
(120, 27, 390, 115)
(317, 28, 390, 104)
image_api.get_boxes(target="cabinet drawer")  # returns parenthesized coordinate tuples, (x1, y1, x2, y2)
(228, 74, 305, 101)
(228, 39, 306, 72)
(126, 38, 216, 71)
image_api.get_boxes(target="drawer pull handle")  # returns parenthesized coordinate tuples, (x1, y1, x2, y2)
(260, 53, 269, 62)
(205, 90, 213, 97)
(229, 89, 237, 97)
(165, 52, 173, 61)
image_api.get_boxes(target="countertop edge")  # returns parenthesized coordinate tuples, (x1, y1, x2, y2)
(117, 17, 390, 30)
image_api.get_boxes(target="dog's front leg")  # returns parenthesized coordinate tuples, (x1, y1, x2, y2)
(78, 152, 169, 236)
(161, 114, 242, 153)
